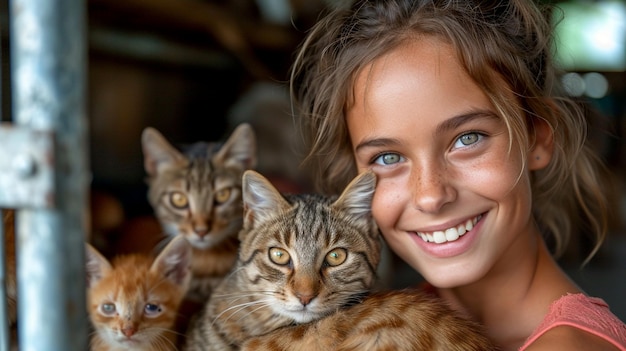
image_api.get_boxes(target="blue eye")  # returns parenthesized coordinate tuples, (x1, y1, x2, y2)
(100, 303, 116, 316)
(144, 303, 162, 316)
(373, 153, 403, 165)
(453, 132, 482, 148)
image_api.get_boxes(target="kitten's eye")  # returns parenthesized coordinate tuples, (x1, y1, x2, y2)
(325, 248, 347, 266)
(100, 303, 116, 316)
(373, 153, 404, 166)
(214, 188, 232, 204)
(144, 303, 162, 316)
(269, 247, 290, 265)
(453, 132, 483, 148)
(170, 192, 189, 209)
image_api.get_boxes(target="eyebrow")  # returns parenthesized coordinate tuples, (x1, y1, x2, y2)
(435, 109, 499, 135)
(354, 109, 499, 152)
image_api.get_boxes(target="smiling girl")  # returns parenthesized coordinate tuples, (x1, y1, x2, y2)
(290, 0, 626, 350)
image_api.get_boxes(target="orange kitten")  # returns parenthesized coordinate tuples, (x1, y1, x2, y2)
(86, 236, 192, 351)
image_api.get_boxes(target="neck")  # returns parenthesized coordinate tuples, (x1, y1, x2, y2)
(436, 232, 581, 350)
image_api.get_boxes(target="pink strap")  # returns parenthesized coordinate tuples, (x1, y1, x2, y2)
(520, 293, 626, 350)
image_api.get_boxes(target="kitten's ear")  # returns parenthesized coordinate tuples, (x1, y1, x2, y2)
(332, 171, 377, 222)
(141, 127, 188, 176)
(241, 170, 291, 230)
(151, 236, 192, 289)
(85, 244, 112, 288)
(214, 123, 257, 171)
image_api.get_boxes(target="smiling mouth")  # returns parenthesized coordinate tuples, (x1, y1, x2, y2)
(416, 215, 482, 244)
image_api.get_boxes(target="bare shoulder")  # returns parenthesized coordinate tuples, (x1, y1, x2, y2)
(524, 325, 621, 351)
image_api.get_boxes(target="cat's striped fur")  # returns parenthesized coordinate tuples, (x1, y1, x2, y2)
(183, 170, 496, 350)
(141, 124, 256, 302)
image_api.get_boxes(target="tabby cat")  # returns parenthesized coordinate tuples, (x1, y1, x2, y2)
(141, 124, 256, 302)
(85, 235, 192, 351)
(183, 171, 495, 351)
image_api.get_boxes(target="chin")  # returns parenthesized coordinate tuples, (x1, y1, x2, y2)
(422, 268, 484, 289)
(277, 305, 324, 323)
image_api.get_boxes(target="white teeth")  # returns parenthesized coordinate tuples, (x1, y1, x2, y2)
(433, 231, 446, 244)
(445, 228, 459, 241)
(417, 215, 481, 244)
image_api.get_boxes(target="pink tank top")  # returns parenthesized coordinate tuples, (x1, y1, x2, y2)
(520, 293, 626, 350)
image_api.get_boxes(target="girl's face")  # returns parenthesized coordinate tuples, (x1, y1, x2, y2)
(347, 37, 544, 288)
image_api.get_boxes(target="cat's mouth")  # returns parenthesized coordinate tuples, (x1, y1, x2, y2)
(279, 306, 326, 324)
(115, 337, 140, 346)
(415, 214, 482, 244)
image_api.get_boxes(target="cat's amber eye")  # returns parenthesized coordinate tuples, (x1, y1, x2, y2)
(169, 192, 189, 209)
(214, 188, 232, 204)
(269, 247, 291, 265)
(325, 248, 347, 266)
(100, 303, 116, 316)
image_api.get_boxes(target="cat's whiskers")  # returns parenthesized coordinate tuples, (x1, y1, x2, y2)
(233, 302, 278, 324)
(223, 266, 246, 279)
(211, 299, 275, 327)
(210, 289, 275, 301)
(145, 327, 179, 351)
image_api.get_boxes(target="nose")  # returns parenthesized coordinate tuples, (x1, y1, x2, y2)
(192, 216, 211, 237)
(410, 163, 456, 213)
(295, 292, 316, 306)
(122, 326, 136, 338)
(194, 224, 209, 237)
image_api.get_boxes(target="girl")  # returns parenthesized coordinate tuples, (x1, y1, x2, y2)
(289, 0, 626, 350)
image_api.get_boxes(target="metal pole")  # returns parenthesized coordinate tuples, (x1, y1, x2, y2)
(0, 9, 9, 351)
(9, 0, 89, 349)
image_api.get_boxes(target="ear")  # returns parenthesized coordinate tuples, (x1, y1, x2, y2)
(241, 170, 291, 233)
(332, 171, 376, 222)
(151, 236, 192, 289)
(214, 123, 257, 171)
(528, 118, 554, 171)
(141, 127, 188, 176)
(85, 244, 112, 288)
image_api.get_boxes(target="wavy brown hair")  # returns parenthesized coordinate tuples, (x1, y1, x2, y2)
(290, 0, 610, 262)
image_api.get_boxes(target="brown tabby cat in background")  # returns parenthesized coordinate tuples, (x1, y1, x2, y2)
(85, 235, 192, 351)
(184, 171, 495, 351)
(141, 123, 256, 302)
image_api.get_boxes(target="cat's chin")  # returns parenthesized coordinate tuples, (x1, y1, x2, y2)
(184, 234, 222, 249)
(184, 229, 234, 250)
(278, 309, 327, 324)
(108, 336, 142, 348)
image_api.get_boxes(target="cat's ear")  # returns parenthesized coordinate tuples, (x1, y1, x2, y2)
(241, 170, 291, 230)
(332, 171, 377, 222)
(141, 127, 189, 176)
(85, 243, 112, 288)
(214, 123, 257, 171)
(151, 236, 192, 288)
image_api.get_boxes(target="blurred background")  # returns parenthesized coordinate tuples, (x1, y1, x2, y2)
(1, 0, 625, 319)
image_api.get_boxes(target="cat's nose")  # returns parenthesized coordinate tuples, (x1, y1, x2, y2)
(296, 292, 315, 306)
(194, 227, 209, 237)
(122, 326, 136, 338)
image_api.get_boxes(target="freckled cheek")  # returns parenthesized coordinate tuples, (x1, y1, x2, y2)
(371, 181, 406, 232)
(464, 158, 526, 200)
